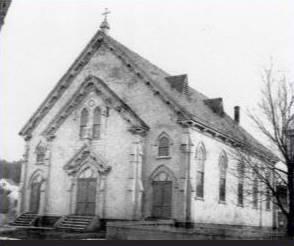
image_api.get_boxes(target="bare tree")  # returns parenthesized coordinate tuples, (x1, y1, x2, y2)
(230, 64, 294, 238)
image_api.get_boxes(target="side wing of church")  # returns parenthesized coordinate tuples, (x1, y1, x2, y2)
(17, 19, 278, 229)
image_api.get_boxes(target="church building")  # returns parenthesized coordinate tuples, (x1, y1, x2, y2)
(17, 13, 278, 230)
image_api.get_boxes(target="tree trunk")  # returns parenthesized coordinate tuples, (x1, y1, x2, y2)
(287, 165, 294, 239)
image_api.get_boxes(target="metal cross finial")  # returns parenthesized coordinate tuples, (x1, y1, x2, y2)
(102, 8, 111, 20)
(100, 8, 111, 33)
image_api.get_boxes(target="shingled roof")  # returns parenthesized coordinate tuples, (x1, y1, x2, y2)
(103, 34, 278, 163)
(19, 30, 278, 162)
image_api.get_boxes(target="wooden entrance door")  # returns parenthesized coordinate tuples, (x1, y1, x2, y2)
(152, 181, 172, 219)
(76, 178, 97, 215)
(29, 181, 41, 213)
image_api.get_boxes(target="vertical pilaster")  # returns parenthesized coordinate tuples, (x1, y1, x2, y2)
(127, 131, 145, 220)
(67, 177, 75, 215)
(43, 135, 55, 214)
(180, 126, 193, 223)
(18, 135, 31, 215)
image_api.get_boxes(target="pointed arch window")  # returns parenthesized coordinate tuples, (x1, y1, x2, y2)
(92, 107, 101, 139)
(158, 136, 170, 157)
(219, 152, 228, 203)
(265, 170, 271, 210)
(237, 162, 245, 206)
(80, 108, 89, 139)
(35, 143, 46, 164)
(195, 144, 206, 199)
(252, 171, 259, 209)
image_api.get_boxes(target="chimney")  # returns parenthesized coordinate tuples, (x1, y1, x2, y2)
(234, 106, 240, 124)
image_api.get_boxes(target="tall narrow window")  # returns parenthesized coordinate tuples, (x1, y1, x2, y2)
(158, 136, 170, 157)
(36, 151, 45, 163)
(237, 162, 245, 206)
(196, 144, 206, 198)
(219, 153, 228, 202)
(80, 108, 89, 139)
(35, 143, 46, 164)
(92, 107, 101, 139)
(252, 173, 259, 209)
(265, 170, 271, 210)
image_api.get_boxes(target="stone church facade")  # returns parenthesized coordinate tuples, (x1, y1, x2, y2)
(18, 19, 277, 228)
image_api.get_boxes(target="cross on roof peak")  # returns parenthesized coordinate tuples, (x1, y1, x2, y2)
(102, 8, 111, 20)
(100, 8, 111, 33)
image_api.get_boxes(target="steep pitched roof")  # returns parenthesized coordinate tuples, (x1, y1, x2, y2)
(19, 30, 277, 162)
(42, 75, 149, 137)
(100, 34, 278, 162)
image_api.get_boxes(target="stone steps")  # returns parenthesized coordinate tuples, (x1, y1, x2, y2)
(10, 212, 38, 226)
(55, 215, 94, 231)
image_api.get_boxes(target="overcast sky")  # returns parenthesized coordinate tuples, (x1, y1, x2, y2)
(1, 0, 294, 161)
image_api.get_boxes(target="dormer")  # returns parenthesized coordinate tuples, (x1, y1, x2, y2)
(166, 74, 189, 95)
(203, 98, 224, 116)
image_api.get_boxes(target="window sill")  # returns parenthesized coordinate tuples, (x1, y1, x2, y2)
(156, 156, 171, 160)
(237, 204, 244, 208)
(195, 197, 204, 201)
(218, 200, 226, 205)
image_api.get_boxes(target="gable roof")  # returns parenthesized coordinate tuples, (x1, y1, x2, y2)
(19, 29, 277, 162)
(42, 75, 149, 137)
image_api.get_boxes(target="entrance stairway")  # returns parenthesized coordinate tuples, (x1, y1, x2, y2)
(10, 212, 38, 226)
(55, 215, 95, 231)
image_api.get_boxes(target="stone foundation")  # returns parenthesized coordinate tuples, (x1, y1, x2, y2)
(106, 221, 285, 240)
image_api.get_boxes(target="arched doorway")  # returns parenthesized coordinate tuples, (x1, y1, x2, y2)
(152, 171, 173, 219)
(75, 167, 97, 215)
(29, 174, 44, 213)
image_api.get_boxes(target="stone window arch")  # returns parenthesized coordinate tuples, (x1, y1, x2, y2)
(77, 165, 98, 179)
(195, 142, 206, 199)
(80, 108, 89, 139)
(156, 132, 172, 158)
(219, 151, 228, 203)
(150, 165, 178, 186)
(92, 106, 101, 139)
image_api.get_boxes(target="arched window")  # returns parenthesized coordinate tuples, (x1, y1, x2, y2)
(219, 152, 228, 202)
(265, 170, 271, 210)
(36, 143, 46, 164)
(80, 108, 89, 139)
(252, 171, 259, 209)
(237, 162, 245, 206)
(92, 107, 101, 139)
(195, 144, 206, 198)
(158, 136, 170, 157)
